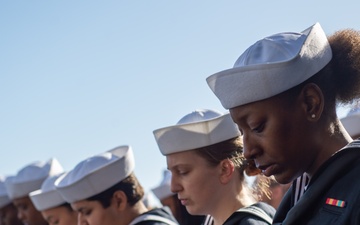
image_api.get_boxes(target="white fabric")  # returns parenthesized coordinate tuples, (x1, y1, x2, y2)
(341, 105, 360, 138)
(206, 22, 332, 109)
(153, 109, 240, 155)
(236, 206, 273, 224)
(151, 170, 174, 200)
(29, 173, 66, 211)
(293, 173, 310, 205)
(129, 214, 178, 225)
(55, 145, 135, 203)
(5, 158, 64, 199)
(0, 176, 11, 208)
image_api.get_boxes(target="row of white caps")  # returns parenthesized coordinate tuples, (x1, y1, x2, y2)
(0, 158, 64, 209)
(1, 108, 242, 210)
(0, 146, 135, 211)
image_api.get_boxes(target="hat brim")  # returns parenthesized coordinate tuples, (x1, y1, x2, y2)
(206, 23, 332, 109)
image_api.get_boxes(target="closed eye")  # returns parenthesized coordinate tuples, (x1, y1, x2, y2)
(176, 170, 188, 176)
(252, 123, 265, 133)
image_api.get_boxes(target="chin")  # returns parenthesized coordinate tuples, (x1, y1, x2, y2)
(273, 174, 294, 185)
(186, 206, 203, 216)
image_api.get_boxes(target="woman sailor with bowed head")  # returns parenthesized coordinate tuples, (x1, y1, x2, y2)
(55, 145, 179, 225)
(153, 109, 275, 225)
(206, 22, 360, 224)
(29, 173, 78, 225)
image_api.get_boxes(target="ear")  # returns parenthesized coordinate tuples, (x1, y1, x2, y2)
(219, 159, 235, 184)
(299, 83, 324, 121)
(112, 190, 127, 211)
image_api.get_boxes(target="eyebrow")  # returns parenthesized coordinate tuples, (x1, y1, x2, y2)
(168, 163, 189, 171)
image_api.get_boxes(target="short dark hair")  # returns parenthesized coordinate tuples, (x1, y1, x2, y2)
(86, 173, 144, 208)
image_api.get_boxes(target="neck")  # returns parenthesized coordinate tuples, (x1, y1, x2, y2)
(211, 185, 255, 225)
(125, 201, 149, 225)
(307, 118, 352, 178)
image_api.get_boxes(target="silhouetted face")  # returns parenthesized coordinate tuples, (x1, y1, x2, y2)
(167, 150, 222, 216)
(0, 203, 22, 225)
(13, 196, 48, 225)
(230, 94, 317, 184)
(41, 205, 77, 225)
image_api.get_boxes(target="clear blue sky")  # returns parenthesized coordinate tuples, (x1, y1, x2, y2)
(1, 1, 358, 195)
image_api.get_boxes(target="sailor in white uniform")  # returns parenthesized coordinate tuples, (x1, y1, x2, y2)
(55, 145, 179, 225)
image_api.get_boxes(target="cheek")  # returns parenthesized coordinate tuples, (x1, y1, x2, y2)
(90, 209, 113, 225)
(59, 216, 74, 225)
(186, 169, 219, 195)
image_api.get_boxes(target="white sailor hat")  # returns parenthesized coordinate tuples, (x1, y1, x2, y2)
(153, 109, 241, 155)
(55, 145, 135, 203)
(29, 173, 66, 211)
(5, 158, 64, 200)
(206, 22, 332, 109)
(151, 170, 173, 200)
(0, 176, 12, 208)
(341, 105, 360, 138)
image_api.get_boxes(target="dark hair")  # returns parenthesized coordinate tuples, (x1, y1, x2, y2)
(194, 136, 269, 200)
(87, 173, 144, 208)
(285, 29, 360, 112)
(276, 29, 360, 134)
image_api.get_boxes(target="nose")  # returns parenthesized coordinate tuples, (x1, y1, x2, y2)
(77, 213, 87, 225)
(17, 210, 25, 221)
(242, 133, 260, 160)
(170, 175, 182, 194)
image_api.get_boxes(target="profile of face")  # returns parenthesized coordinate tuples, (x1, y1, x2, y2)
(167, 150, 224, 215)
(71, 198, 120, 225)
(229, 93, 317, 184)
(12, 196, 48, 225)
(41, 205, 77, 225)
(0, 203, 22, 225)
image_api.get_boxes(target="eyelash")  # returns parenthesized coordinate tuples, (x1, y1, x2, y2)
(252, 123, 264, 133)
(176, 170, 188, 176)
(18, 205, 27, 210)
(80, 210, 92, 216)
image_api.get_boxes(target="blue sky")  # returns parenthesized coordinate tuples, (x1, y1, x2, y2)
(1, 1, 359, 196)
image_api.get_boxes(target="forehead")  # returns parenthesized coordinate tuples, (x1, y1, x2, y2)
(42, 205, 69, 215)
(229, 95, 287, 122)
(229, 103, 263, 125)
(12, 196, 31, 205)
(166, 150, 202, 168)
(71, 199, 97, 210)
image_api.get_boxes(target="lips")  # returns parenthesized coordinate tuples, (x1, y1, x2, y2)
(178, 197, 188, 206)
(257, 164, 274, 176)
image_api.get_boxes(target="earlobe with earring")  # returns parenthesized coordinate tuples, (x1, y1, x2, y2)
(311, 114, 316, 119)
